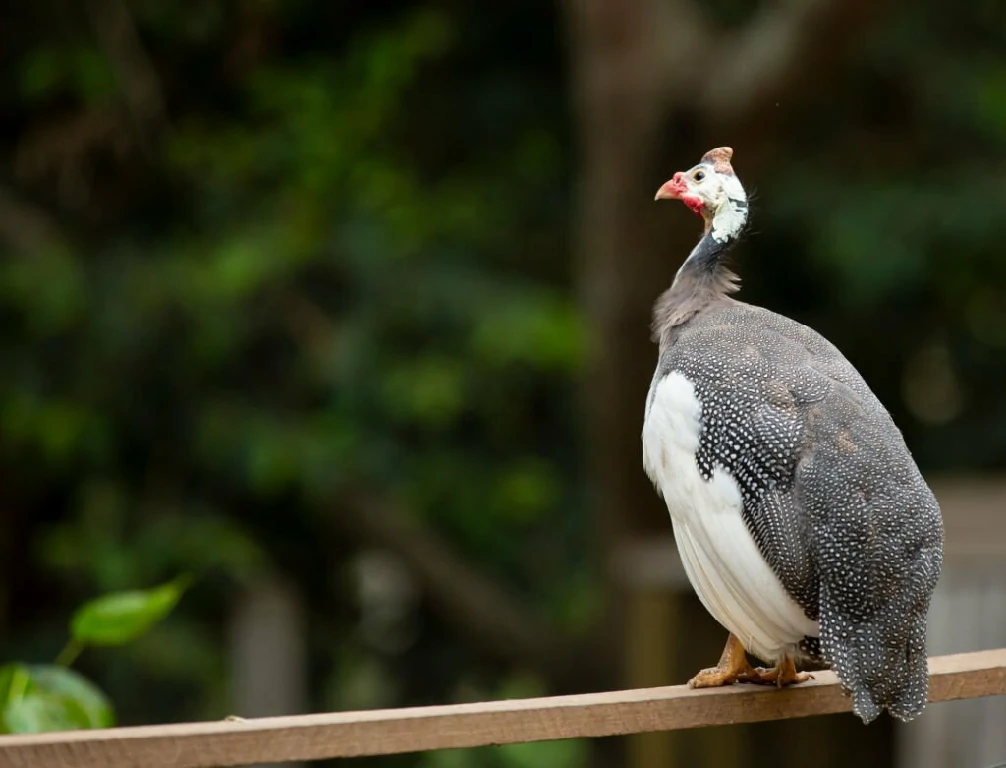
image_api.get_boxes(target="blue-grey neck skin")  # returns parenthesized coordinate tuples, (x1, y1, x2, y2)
(679, 229, 730, 276)
(675, 196, 750, 281)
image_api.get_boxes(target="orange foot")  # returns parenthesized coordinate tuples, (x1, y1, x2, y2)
(688, 634, 758, 689)
(738, 655, 814, 688)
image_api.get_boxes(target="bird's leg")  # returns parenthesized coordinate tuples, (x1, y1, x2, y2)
(688, 634, 758, 688)
(738, 654, 813, 687)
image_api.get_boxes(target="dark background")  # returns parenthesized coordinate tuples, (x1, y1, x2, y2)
(2, 1, 1004, 766)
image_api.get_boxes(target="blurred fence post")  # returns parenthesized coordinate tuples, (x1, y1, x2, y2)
(229, 574, 307, 768)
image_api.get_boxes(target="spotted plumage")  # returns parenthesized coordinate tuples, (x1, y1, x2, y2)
(644, 147, 944, 723)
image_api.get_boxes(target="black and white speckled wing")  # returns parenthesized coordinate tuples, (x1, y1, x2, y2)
(793, 375, 943, 723)
(660, 302, 944, 723)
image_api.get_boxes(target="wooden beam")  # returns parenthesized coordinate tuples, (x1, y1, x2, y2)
(1, 650, 1004, 768)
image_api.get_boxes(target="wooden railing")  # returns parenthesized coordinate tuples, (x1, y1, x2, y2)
(0, 649, 1003, 768)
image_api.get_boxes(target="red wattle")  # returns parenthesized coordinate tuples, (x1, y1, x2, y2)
(681, 193, 704, 215)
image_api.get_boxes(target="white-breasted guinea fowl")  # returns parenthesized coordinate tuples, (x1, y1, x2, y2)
(642, 147, 944, 724)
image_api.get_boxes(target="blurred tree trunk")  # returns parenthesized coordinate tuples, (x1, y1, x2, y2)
(565, 5, 699, 766)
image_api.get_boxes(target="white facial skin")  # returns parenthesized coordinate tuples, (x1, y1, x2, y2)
(681, 165, 748, 244)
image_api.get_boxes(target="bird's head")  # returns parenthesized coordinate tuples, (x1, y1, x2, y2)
(654, 146, 748, 244)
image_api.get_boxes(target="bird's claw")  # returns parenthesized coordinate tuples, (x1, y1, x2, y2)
(688, 666, 744, 688)
(738, 665, 813, 687)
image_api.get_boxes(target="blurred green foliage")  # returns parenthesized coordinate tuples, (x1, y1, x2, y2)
(1, 579, 185, 734)
(1, 1, 584, 752)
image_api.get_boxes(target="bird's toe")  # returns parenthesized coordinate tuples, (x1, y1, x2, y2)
(688, 666, 741, 688)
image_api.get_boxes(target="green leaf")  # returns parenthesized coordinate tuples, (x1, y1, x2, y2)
(0, 664, 30, 706)
(70, 575, 192, 646)
(27, 666, 113, 729)
(1, 691, 89, 734)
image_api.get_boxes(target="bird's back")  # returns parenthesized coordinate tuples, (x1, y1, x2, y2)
(648, 299, 944, 722)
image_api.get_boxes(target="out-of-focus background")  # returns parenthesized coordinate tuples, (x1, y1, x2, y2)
(2, 1, 1005, 767)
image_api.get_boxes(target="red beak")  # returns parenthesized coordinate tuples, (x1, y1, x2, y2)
(654, 172, 688, 201)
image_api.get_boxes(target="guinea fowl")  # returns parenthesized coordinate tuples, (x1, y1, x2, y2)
(642, 147, 944, 723)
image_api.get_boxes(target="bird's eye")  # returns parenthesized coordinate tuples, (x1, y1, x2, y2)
(693, 170, 706, 182)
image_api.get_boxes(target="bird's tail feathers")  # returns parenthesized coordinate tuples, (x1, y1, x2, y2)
(821, 582, 933, 723)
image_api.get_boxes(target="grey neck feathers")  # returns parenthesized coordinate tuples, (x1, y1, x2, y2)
(650, 200, 748, 343)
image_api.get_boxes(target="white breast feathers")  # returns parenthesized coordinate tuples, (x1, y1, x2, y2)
(642, 370, 818, 662)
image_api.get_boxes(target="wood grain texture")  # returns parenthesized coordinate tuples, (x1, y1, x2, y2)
(1, 650, 1004, 768)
